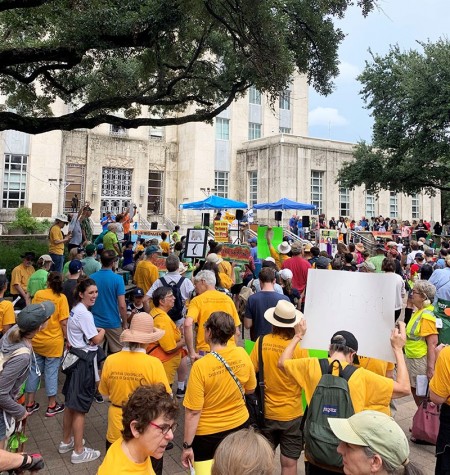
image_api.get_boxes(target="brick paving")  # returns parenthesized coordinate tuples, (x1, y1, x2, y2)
(20, 373, 436, 475)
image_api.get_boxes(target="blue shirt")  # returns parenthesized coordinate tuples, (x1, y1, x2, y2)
(91, 269, 125, 328)
(245, 291, 290, 339)
(429, 267, 450, 305)
(250, 246, 261, 265)
(100, 215, 116, 232)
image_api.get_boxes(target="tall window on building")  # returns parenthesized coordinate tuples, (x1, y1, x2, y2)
(215, 171, 229, 198)
(64, 164, 85, 212)
(279, 90, 291, 110)
(3, 154, 27, 208)
(339, 187, 350, 217)
(249, 170, 258, 208)
(149, 125, 163, 140)
(389, 191, 398, 218)
(148, 171, 164, 214)
(216, 118, 230, 140)
(365, 192, 376, 218)
(248, 123, 261, 140)
(101, 167, 132, 215)
(249, 86, 261, 105)
(311, 171, 324, 215)
(412, 194, 420, 219)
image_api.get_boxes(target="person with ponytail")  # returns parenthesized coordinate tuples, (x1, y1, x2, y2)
(25, 271, 69, 417)
(405, 280, 439, 407)
(0, 302, 54, 449)
(59, 277, 105, 464)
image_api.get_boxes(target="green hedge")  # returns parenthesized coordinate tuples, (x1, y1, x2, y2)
(0, 239, 49, 286)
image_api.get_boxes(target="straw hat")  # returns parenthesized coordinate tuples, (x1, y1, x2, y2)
(264, 300, 303, 328)
(120, 312, 165, 345)
(355, 243, 365, 252)
(277, 241, 291, 254)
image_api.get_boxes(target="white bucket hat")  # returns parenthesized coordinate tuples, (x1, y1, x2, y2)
(277, 241, 291, 254)
(264, 300, 303, 328)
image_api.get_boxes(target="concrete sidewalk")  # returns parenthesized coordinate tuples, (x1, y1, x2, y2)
(21, 376, 435, 475)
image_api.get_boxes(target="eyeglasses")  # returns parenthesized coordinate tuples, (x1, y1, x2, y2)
(412, 290, 423, 296)
(149, 421, 178, 435)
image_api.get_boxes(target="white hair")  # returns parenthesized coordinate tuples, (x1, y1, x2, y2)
(194, 270, 216, 287)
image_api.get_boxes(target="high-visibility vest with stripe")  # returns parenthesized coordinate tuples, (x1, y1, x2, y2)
(405, 305, 435, 359)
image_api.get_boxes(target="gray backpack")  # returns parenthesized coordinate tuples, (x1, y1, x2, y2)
(303, 359, 358, 470)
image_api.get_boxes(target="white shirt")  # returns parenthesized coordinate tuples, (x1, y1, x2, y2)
(68, 302, 98, 351)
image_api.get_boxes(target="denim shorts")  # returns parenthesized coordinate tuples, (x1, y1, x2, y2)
(25, 353, 61, 397)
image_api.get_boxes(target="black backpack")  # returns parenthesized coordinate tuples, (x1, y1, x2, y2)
(159, 276, 185, 322)
(302, 359, 358, 470)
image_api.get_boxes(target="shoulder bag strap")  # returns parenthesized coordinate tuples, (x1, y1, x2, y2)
(258, 335, 265, 415)
(175, 277, 185, 288)
(211, 351, 245, 400)
(159, 277, 167, 286)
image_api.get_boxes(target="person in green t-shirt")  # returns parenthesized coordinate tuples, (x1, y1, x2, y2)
(27, 255, 53, 298)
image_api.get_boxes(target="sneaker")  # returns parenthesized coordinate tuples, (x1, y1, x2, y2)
(58, 438, 85, 454)
(45, 402, 65, 417)
(94, 391, 104, 404)
(25, 402, 40, 414)
(176, 388, 186, 398)
(71, 447, 101, 464)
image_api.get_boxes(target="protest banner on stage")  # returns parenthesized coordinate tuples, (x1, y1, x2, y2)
(257, 226, 283, 259)
(372, 231, 393, 240)
(213, 220, 229, 242)
(318, 229, 340, 256)
(220, 243, 251, 263)
(302, 270, 396, 362)
(154, 256, 167, 272)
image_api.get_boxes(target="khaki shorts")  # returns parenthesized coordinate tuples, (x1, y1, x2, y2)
(105, 327, 123, 354)
(262, 416, 303, 460)
(405, 355, 427, 388)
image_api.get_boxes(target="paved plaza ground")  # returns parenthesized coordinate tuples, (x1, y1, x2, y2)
(20, 373, 436, 475)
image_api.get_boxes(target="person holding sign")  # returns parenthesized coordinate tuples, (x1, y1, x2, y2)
(278, 322, 411, 475)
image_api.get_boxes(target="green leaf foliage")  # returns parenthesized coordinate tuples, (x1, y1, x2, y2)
(0, 0, 375, 133)
(338, 39, 450, 196)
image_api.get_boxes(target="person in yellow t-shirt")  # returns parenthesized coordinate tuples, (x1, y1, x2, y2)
(99, 312, 171, 475)
(430, 344, 450, 473)
(0, 275, 15, 336)
(250, 300, 308, 475)
(134, 246, 160, 293)
(98, 384, 178, 475)
(10, 252, 36, 309)
(48, 214, 71, 273)
(148, 287, 185, 385)
(159, 232, 170, 257)
(182, 312, 256, 470)
(25, 272, 69, 417)
(405, 280, 439, 406)
(184, 270, 240, 360)
(279, 322, 411, 474)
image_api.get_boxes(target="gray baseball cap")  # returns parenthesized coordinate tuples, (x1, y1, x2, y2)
(17, 302, 55, 333)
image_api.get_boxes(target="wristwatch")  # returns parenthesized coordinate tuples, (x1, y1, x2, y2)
(183, 442, 193, 449)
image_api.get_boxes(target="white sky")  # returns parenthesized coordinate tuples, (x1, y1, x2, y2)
(308, 0, 450, 143)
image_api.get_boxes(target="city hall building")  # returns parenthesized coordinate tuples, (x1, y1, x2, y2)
(0, 74, 440, 227)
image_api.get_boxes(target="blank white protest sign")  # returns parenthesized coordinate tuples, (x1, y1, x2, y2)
(302, 270, 396, 362)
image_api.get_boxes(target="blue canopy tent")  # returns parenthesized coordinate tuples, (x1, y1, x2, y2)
(253, 197, 316, 210)
(180, 195, 248, 210)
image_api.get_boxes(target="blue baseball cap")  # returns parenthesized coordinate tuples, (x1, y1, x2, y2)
(69, 259, 84, 274)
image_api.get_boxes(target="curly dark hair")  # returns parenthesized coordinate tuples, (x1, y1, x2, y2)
(47, 271, 63, 295)
(122, 384, 179, 441)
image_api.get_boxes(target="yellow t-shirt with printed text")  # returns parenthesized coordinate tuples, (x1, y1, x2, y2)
(187, 290, 240, 352)
(98, 350, 171, 443)
(98, 438, 155, 475)
(31, 289, 69, 357)
(283, 357, 394, 415)
(430, 345, 450, 406)
(184, 346, 256, 435)
(356, 356, 395, 377)
(250, 334, 308, 421)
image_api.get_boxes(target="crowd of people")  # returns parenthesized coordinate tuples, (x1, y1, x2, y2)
(0, 207, 450, 474)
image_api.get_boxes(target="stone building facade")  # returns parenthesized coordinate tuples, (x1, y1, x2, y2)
(0, 73, 440, 227)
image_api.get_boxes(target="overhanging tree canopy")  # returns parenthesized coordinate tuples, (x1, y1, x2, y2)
(0, 0, 375, 134)
(338, 39, 450, 195)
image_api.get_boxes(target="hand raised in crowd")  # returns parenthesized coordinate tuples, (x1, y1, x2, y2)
(294, 318, 307, 340)
(390, 321, 406, 350)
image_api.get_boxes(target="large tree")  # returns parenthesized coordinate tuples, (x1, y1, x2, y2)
(0, 0, 375, 134)
(338, 39, 450, 196)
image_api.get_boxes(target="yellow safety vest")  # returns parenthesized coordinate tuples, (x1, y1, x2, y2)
(405, 305, 435, 359)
